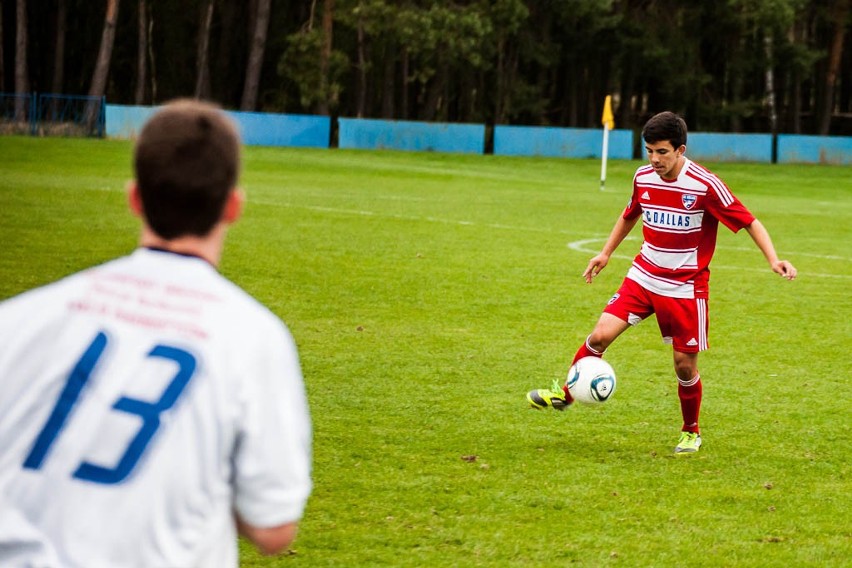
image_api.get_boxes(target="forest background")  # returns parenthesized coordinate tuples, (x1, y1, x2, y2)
(1, 0, 850, 136)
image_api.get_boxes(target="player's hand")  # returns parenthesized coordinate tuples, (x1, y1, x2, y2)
(583, 254, 609, 284)
(772, 260, 797, 281)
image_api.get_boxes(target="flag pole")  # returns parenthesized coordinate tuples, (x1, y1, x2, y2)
(600, 95, 615, 191)
(600, 125, 610, 191)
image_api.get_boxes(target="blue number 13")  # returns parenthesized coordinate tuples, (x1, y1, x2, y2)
(23, 331, 197, 485)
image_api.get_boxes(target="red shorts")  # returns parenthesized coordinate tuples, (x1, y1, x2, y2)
(603, 278, 709, 353)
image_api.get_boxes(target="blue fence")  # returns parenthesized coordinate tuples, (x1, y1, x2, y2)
(777, 134, 852, 166)
(0, 93, 38, 135)
(103, 107, 852, 164)
(687, 132, 774, 163)
(338, 118, 485, 154)
(4, 96, 852, 165)
(106, 105, 330, 148)
(0, 93, 105, 137)
(494, 125, 633, 159)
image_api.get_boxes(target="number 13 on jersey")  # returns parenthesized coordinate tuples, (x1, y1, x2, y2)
(23, 331, 197, 485)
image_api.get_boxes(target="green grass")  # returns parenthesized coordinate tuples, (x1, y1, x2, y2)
(1, 136, 850, 567)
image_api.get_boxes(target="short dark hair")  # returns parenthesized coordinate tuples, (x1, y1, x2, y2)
(134, 99, 241, 240)
(642, 111, 687, 149)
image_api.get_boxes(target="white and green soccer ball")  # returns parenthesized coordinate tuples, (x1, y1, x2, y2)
(566, 357, 617, 404)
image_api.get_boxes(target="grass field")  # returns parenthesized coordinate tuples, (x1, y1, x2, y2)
(1, 136, 850, 567)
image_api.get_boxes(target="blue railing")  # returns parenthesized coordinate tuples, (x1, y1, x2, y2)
(0, 93, 106, 138)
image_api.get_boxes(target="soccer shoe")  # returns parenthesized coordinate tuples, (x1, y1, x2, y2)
(674, 431, 702, 454)
(527, 380, 571, 411)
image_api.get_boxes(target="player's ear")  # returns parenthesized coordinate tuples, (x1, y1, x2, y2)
(222, 188, 244, 224)
(127, 182, 144, 217)
(677, 145, 686, 156)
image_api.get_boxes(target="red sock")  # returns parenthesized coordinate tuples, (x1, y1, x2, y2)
(678, 375, 702, 433)
(571, 335, 604, 365)
(562, 337, 605, 403)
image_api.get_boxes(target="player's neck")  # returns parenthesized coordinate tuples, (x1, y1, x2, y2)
(661, 155, 687, 181)
(138, 226, 225, 268)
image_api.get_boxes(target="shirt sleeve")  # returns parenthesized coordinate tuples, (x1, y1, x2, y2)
(704, 176, 755, 232)
(622, 172, 643, 220)
(232, 320, 312, 528)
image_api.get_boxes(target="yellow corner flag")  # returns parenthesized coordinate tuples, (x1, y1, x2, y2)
(601, 95, 615, 130)
(600, 95, 614, 191)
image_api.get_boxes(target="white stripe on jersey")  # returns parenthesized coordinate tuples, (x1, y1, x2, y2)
(640, 242, 699, 271)
(627, 263, 695, 298)
(688, 162, 734, 206)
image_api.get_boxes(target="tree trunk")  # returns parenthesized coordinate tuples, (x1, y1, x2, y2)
(495, 39, 505, 124)
(240, 0, 270, 111)
(15, 0, 28, 122)
(764, 33, 777, 135)
(87, 0, 119, 131)
(419, 64, 446, 122)
(316, 0, 334, 115)
(147, 4, 156, 103)
(400, 48, 409, 119)
(381, 44, 394, 119)
(818, 0, 849, 135)
(215, 0, 237, 103)
(134, 0, 147, 104)
(0, 1, 5, 92)
(788, 21, 802, 134)
(194, 0, 214, 100)
(89, 0, 120, 99)
(355, 14, 367, 118)
(51, 0, 66, 96)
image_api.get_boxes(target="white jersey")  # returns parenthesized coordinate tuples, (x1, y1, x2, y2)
(0, 248, 312, 568)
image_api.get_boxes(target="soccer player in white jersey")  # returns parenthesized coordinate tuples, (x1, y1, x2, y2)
(0, 99, 312, 566)
(527, 111, 797, 454)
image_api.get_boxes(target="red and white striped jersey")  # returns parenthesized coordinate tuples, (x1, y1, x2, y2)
(623, 158, 755, 299)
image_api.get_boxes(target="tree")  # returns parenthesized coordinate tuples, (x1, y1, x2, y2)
(15, 0, 28, 122)
(135, 0, 147, 105)
(86, 0, 120, 130)
(88, 0, 120, 100)
(0, 1, 5, 93)
(5, 0, 852, 135)
(194, 0, 214, 100)
(317, 0, 335, 114)
(279, 1, 347, 113)
(241, 0, 271, 110)
(51, 0, 67, 95)
(818, 0, 849, 134)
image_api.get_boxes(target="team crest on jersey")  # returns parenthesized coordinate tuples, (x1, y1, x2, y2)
(682, 194, 697, 210)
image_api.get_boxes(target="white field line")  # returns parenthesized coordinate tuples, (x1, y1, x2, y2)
(253, 200, 851, 280)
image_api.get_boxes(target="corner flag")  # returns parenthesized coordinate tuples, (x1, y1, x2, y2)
(600, 95, 615, 191)
(601, 95, 615, 130)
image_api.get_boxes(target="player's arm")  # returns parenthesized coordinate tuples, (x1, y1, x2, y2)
(583, 214, 640, 283)
(236, 517, 299, 556)
(745, 219, 797, 280)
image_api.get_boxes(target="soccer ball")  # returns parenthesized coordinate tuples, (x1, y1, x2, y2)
(566, 357, 617, 404)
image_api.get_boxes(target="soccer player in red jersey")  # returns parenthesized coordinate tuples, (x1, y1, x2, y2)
(528, 111, 797, 454)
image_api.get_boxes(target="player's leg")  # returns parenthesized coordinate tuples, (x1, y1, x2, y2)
(526, 313, 629, 409)
(572, 313, 631, 364)
(673, 350, 703, 453)
(527, 279, 648, 410)
(656, 295, 708, 453)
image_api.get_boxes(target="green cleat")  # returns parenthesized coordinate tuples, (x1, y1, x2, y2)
(674, 431, 702, 454)
(527, 380, 571, 411)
